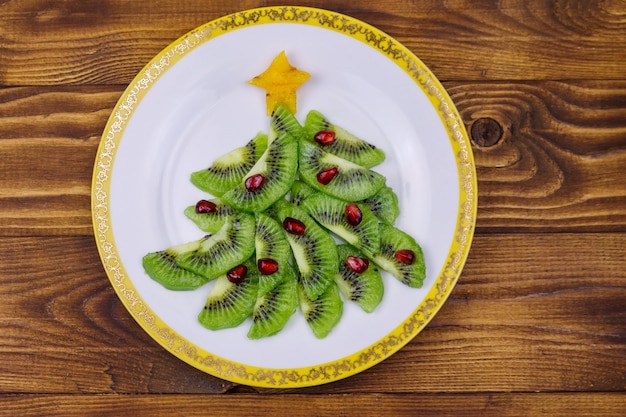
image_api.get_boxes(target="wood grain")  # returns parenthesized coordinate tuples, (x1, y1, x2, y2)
(0, 1, 625, 85)
(0, 234, 623, 394)
(0, 87, 119, 236)
(1, 1, 624, 414)
(451, 80, 626, 231)
(0, 393, 625, 417)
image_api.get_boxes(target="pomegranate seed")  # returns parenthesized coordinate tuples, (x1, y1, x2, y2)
(257, 258, 279, 275)
(345, 203, 363, 226)
(245, 174, 265, 192)
(345, 256, 369, 274)
(227, 264, 248, 284)
(195, 199, 218, 214)
(282, 217, 306, 235)
(314, 130, 336, 145)
(316, 167, 338, 185)
(394, 249, 416, 265)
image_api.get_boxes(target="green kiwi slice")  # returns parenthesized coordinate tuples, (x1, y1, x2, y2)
(289, 180, 316, 207)
(142, 237, 210, 290)
(247, 263, 298, 339)
(298, 140, 385, 201)
(371, 223, 426, 288)
(304, 110, 385, 168)
(175, 212, 256, 280)
(298, 280, 343, 339)
(198, 258, 259, 330)
(360, 186, 400, 225)
(190, 132, 268, 196)
(334, 244, 384, 313)
(275, 201, 338, 300)
(183, 198, 238, 233)
(220, 127, 298, 213)
(302, 192, 380, 255)
(254, 213, 292, 295)
(270, 102, 306, 141)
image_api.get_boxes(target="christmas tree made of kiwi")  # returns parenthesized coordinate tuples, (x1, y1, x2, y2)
(142, 51, 425, 339)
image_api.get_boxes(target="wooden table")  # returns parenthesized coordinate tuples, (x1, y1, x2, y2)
(1, 1, 625, 416)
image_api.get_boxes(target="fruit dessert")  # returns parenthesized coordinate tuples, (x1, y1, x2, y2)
(142, 52, 425, 339)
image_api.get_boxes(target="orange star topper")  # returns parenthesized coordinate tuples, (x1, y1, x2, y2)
(248, 51, 311, 115)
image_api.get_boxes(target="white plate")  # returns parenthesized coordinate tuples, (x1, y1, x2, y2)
(92, 6, 477, 387)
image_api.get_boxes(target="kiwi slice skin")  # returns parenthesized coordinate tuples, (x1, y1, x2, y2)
(254, 213, 292, 295)
(298, 281, 343, 339)
(175, 213, 256, 280)
(276, 202, 338, 301)
(334, 244, 383, 313)
(298, 140, 385, 202)
(247, 263, 298, 339)
(198, 258, 259, 330)
(304, 110, 385, 168)
(360, 186, 400, 225)
(190, 132, 268, 196)
(184, 199, 238, 233)
(371, 223, 426, 288)
(302, 192, 380, 256)
(142, 238, 209, 291)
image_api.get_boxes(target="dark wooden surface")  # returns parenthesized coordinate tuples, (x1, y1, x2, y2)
(1, 1, 625, 416)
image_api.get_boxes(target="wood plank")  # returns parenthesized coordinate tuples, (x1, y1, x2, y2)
(451, 80, 626, 231)
(0, 347, 234, 394)
(0, 234, 623, 393)
(1, 81, 625, 235)
(0, 1, 625, 85)
(0, 393, 624, 417)
(0, 87, 120, 236)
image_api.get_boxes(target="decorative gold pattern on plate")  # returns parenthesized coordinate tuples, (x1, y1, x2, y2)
(92, 6, 477, 388)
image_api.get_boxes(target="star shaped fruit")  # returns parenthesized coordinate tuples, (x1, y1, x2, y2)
(248, 51, 311, 115)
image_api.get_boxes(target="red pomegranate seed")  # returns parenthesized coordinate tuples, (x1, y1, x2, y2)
(257, 258, 279, 275)
(245, 174, 265, 192)
(394, 249, 416, 265)
(227, 264, 248, 284)
(345, 202, 363, 226)
(316, 167, 338, 185)
(345, 256, 369, 274)
(195, 199, 218, 214)
(282, 217, 306, 236)
(314, 130, 336, 145)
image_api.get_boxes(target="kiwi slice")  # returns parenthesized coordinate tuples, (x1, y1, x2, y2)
(360, 186, 400, 225)
(304, 110, 385, 168)
(183, 198, 238, 233)
(190, 132, 268, 196)
(302, 192, 380, 255)
(220, 127, 298, 213)
(142, 237, 210, 290)
(270, 102, 306, 141)
(175, 212, 256, 280)
(371, 223, 426, 288)
(298, 140, 385, 201)
(334, 244, 383, 313)
(254, 213, 292, 295)
(262, 196, 287, 221)
(275, 201, 338, 300)
(298, 280, 343, 339)
(198, 258, 259, 330)
(289, 180, 316, 207)
(247, 263, 298, 339)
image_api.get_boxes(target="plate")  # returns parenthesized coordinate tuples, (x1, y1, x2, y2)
(92, 6, 477, 388)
